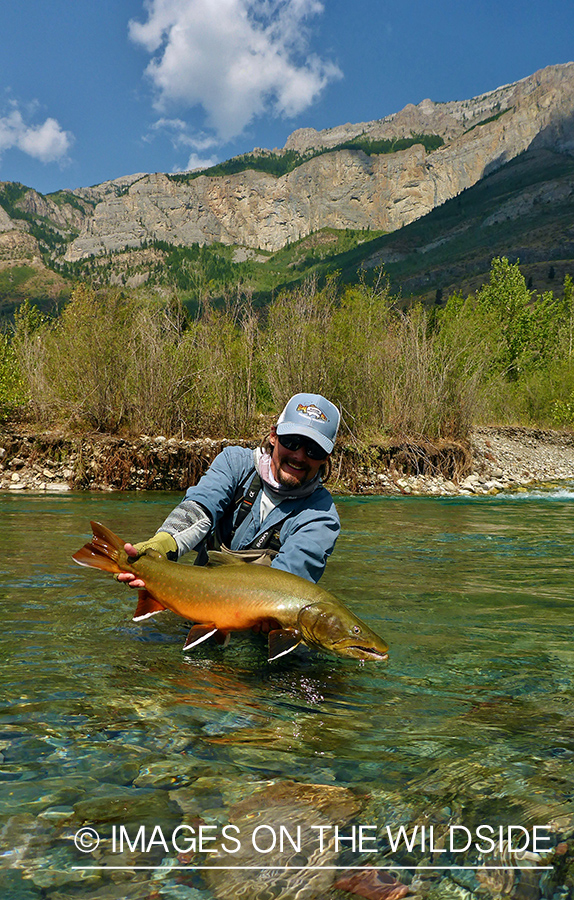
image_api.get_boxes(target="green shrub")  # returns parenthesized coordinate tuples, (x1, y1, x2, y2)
(11, 260, 574, 442)
(0, 332, 27, 422)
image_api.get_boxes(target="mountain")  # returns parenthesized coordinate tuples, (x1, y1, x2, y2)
(334, 145, 574, 302)
(0, 62, 573, 309)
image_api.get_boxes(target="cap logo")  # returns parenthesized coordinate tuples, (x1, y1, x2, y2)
(296, 403, 328, 422)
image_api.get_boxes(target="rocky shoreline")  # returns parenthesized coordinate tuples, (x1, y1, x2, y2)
(1, 425, 574, 496)
(378, 425, 574, 496)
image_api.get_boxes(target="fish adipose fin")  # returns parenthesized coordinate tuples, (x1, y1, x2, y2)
(183, 623, 219, 651)
(268, 628, 302, 661)
(133, 590, 167, 621)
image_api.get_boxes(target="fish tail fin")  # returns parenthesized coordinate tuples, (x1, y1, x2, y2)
(72, 521, 127, 574)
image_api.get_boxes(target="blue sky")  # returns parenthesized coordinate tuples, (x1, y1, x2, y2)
(1, 0, 573, 195)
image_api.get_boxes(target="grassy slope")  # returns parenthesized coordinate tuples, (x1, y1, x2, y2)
(1, 147, 573, 312)
(331, 148, 574, 301)
(213, 147, 574, 304)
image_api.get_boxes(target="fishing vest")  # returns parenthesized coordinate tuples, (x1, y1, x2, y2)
(194, 470, 286, 566)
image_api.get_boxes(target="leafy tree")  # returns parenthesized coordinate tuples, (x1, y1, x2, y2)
(474, 257, 560, 377)
(561, 274, 574, 358)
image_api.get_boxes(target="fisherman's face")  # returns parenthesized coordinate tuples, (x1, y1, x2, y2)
(269, 426, 327, 488)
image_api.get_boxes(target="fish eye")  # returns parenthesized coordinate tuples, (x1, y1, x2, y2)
(352, 625, 361, 635)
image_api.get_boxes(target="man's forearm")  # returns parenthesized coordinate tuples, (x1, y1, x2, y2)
(159, 499, 212, 557)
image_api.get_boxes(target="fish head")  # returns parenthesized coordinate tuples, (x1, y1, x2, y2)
(297, 601, 389, 661)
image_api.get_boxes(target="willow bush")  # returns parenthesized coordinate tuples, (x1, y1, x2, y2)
(191, 296, 260, 435)
(323, 285, 498, 440)
(47, 285, 135, 432)
(261, 275, 499, 441)
(6, 258, 574, 441)
(125, 297, 202, 437)
(0, 332, 27, 422)
(12, 286, 203, 435)
(262, 276, 337, 406)
(321, 279, 395, 436)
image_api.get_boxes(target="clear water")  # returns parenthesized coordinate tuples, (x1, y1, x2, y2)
(2, 488, 574, 899)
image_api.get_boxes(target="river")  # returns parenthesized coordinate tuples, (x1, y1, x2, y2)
(2, 488, 574, 899)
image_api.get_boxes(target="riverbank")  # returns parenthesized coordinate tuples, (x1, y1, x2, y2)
(387, 425, 574, 496)
(1, 425, 574, 495)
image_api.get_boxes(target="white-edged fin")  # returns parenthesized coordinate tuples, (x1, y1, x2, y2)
(268, 628, 302, 662)
(133, 590, 167, 621)
(183, 623, 218, 651)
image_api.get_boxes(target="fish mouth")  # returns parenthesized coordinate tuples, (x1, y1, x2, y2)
(332, 639, 389, 661)
(350, 646, 389, 661)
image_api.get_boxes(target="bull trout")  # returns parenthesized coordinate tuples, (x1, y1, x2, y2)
(72, 521, 389, 662)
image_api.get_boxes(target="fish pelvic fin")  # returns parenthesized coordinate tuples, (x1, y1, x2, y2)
(183, 623, 219, 652)
(268, 628, 302, 662)
(133, 590, 167, 621)
(72, 521, 127, 574)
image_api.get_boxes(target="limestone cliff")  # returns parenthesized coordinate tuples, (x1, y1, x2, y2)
(2, 63, 574, 264)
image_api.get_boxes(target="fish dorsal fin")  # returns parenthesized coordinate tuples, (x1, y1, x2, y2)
(183, 623, 218, 651)
(133, 590, 167, 621)
(206, 550, 246, 567)
(268, 628, 302, 662)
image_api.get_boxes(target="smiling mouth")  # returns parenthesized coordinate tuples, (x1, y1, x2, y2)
(282, 460, 308, 476)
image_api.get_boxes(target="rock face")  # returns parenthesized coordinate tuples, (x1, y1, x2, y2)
(3, 63, 574, 262)
(62, 63, 574, 258)
(0, 229, 39, 264)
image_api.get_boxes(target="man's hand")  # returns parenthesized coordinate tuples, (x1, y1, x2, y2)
(116, 543, 146, 588)
(131, 532, 178, 560)
(116, 533, 177, 588)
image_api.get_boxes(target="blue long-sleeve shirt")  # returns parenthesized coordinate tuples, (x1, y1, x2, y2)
(163, 446, 340, 583)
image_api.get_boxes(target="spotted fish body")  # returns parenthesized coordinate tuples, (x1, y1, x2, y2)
(73, 521, 389, 662)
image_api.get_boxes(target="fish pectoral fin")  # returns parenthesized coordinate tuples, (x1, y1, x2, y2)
(267, 628, 302, 662)
(183, 623, 219, 651)
(133, 590, 167, 621)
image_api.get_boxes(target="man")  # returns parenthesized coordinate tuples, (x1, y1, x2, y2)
(118, 393, 340, 587)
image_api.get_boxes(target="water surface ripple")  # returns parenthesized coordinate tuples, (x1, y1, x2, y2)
(2, 489, 574, 899)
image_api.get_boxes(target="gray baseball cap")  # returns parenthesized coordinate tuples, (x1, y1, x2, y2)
(276, 393, 340, 454)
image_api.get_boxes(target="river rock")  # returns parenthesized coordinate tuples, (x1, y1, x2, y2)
(73, 785, 179, 824)
(2, 424, 574, 497)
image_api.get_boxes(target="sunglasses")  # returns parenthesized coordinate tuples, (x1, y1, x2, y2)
(277, 434, 328, 460)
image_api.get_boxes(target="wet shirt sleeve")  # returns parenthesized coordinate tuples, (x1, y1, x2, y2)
(159, 446, 254, 557)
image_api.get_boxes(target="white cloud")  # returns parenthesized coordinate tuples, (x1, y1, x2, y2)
(147, 117, 219, 169)
(0, 106, 73, 164)
(150, 117, 217, 149)
(129, 0, 341, 141)
(179, 151, 219, 172)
